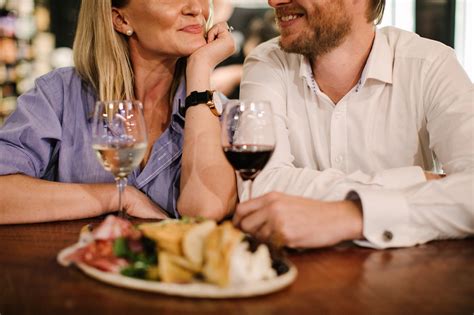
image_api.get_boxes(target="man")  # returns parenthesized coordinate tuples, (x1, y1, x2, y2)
(233, 0, 474, 249)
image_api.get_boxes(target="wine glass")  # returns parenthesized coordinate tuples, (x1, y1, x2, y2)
(221, 100, 276, 200)
(91, 100, 147, 218)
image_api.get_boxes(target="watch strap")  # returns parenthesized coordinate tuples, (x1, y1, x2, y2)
(185, 90, 212, 107)
(181, 90, 216, 117)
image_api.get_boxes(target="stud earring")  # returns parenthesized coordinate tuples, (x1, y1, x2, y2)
(126, 29, 133, 36)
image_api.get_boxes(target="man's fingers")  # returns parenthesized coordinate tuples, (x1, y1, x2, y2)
(233, 194, 270, 227)
(255, 221, 273, 242)
(424, 171, 446, 181)
(239, 207, 269, 235)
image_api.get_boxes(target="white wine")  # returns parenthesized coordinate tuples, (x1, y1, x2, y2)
(93, 142, 147, 178)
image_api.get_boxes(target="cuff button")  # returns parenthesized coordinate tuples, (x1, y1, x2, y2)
(383, 230, 393, 242)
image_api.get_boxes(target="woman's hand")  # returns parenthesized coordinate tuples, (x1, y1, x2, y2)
(233, 192, 363, 248)
(179, 22, 238, 221)
(123, 186, 169, 219)
(187, 22, 235, 75)
(185, 22, 235, 99)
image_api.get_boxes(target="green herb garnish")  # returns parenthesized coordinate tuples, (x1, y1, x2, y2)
(115, 237, 158, 280)
(121, 261, 148, 279)
(113, 237, 130, 258)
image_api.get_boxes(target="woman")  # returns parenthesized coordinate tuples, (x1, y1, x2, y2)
(0, 0, 237, 224)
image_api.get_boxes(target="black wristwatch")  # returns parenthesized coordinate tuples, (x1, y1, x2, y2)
(180, 90, 223, 117)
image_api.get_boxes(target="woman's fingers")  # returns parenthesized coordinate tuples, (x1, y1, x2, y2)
(206, 22, 230, 43)
(188, 22, 235, 69)
(151, 208, 169, 219)
(124, 186, 169, 219)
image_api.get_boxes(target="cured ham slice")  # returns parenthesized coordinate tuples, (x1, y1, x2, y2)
(67, 240, 129, 273)
(61, 215, 140, 272)
(93, 215, 141, 241)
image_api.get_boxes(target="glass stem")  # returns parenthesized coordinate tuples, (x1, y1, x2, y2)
(116, 177, 128, 218)
(248, 180, 254, 201)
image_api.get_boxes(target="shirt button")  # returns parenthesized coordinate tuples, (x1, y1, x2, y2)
(335, 155, 344, 163)
(383, 231, 393, 242)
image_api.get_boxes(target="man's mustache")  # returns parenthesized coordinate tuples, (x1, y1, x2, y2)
(274, 6, 306, 19)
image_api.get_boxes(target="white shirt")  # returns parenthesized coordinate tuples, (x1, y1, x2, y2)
(240, 26, 474, 249)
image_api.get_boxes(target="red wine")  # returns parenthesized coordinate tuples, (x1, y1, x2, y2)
(223, 145, 274, 181)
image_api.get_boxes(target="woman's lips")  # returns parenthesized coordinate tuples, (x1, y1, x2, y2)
(181, 24, 203, 34)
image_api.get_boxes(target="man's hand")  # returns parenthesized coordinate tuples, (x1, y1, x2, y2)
(424, 171, 445, 181)
(122, 186, 169, 219)
(233, 192, 363, 248)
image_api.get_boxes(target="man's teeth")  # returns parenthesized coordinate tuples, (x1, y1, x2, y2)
(280, 15, 299, 22)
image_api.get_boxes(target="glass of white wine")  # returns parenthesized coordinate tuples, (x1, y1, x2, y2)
(92, 100, 147, 218)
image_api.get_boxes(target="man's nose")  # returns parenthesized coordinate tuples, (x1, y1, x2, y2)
(268, 0, 292, 8)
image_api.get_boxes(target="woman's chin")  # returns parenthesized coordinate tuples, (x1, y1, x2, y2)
(181, 40, 207, 56)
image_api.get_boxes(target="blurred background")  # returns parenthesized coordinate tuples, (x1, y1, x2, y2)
(0, 0, 472, 125)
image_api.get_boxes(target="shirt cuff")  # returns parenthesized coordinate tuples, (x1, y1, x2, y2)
(347, 189, 418, 249)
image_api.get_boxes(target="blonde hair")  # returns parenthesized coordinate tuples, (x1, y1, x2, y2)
(73, 0, 134, 101)
(74, 0, 211, 103)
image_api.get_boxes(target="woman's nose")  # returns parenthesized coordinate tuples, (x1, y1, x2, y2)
(183, 0, 204, 16)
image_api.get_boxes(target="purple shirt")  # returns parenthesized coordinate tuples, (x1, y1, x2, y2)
(0, 67, 185, 218)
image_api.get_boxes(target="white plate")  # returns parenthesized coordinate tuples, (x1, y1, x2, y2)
(58, 243, 297, 298)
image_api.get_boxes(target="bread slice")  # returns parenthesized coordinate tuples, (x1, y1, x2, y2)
(139, 221, 193, 256)
(202, 221, 244, 287)
(158, 251, 195, 283)
(182, 220, 217, 267)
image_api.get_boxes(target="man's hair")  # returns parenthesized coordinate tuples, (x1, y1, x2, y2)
(367, 0, 385, 25)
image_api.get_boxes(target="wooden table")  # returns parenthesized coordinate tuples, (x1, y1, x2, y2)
(1, 217, 473, 315)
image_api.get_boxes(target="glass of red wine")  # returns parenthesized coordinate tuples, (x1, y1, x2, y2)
(221, 100, 275, 200)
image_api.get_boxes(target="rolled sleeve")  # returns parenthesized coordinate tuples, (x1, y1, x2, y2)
(0, 144, 38, 177)
(0, 74, 63, 178)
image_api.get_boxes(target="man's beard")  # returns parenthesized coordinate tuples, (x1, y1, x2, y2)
(277, 1, 352, 58)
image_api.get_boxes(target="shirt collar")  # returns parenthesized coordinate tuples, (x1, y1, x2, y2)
(362, 28, 393, 85)
(298, 28, 394, 88)
(86, 74, 187, 124)
(172, 75, 186, 124)
(299, 54, 313, 83)
(300, 56, 322, 94)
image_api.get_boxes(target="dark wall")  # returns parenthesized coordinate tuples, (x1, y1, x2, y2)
(416, 0, 456, 48)
(50, 0, 80, 48)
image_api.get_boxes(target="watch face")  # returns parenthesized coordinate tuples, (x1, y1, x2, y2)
(212, 91, 223, 115)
